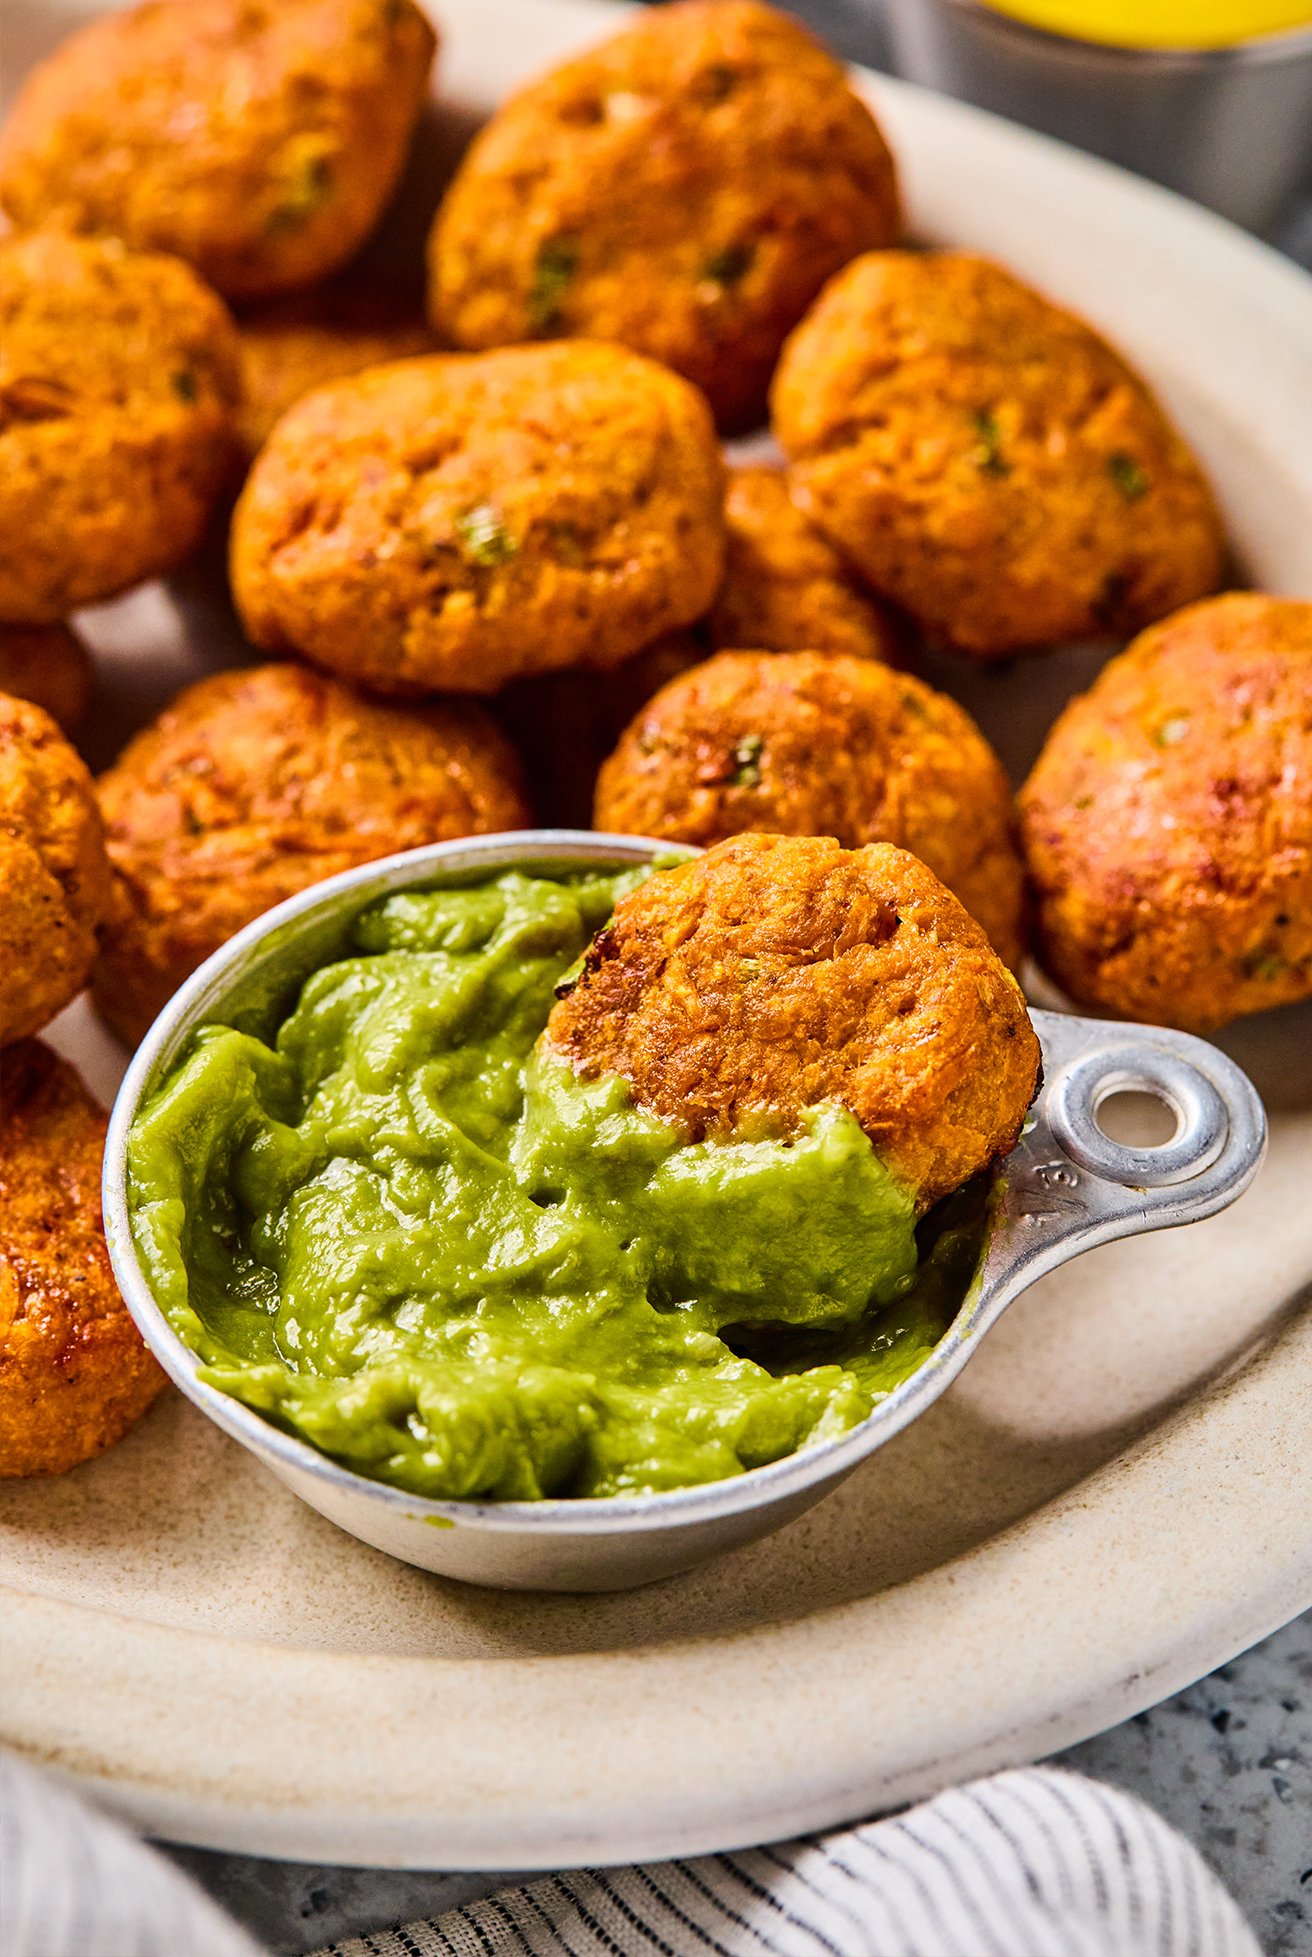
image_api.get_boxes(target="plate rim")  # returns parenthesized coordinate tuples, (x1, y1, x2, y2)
(3, 0, 1312, 1867)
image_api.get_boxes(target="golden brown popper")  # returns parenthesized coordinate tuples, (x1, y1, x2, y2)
(1020, 592, 1312, 1031)
(93, 663, 531, 1047)
(708, 465, 898, 661)
(0, 0, 437, 301)
(772, 251, 1225, 658)
(428, 0, 901, 431)
(0, 693, 110, 1047)
(547, 832, 1041, 1212)
(231, 342, 726, 695)
(595, 649, 1026, 969)
(0, 232, 240, 623)
(0, 1040, 166, 1478)
(234, 285, 435, 460)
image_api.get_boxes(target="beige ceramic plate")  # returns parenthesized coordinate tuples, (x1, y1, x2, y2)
(3, 0, 1312, 1870)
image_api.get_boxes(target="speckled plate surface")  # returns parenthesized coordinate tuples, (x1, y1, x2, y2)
(3, 0, 1312, 1871)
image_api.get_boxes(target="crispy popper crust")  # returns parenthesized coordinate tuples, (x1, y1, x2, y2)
(595, 650, 1026, 967)
(772, 252, 1224, 659)
(546, 832, 1040, 1210)
(0, 0, 437, 301)
(1020, 593, 1312, 1031)
(708, 465, 897, 661)
(235, 285, 435, 459)
(428, 0, 900, 431)
(0, 693, 110, 1046)
(0, 1040, 165, 1477)
(93, 662, 530, 1046)
(0, 232, 239, 623)
(230, 342, 726, 694)
(0, 624, 93, 734)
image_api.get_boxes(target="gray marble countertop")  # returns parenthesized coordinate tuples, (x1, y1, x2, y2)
(168, 1609, 1312, 1957)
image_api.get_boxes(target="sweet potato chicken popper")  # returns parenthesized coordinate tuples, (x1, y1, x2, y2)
(1021, 593, 1312, 1032)
(0, 230, 240, 624)
(772, 251, 1226, 658)
(0, 0, 438, 301)
(596, 649, 1026, 970)
(708, 464, 899, 662)
(548, 834, 1041, 1214)
(233, 285, 436, 461)
(231, 340, 726, 695)
(93, 662, 530, 1048)
(429, 0, 902, 431)
(0, 693, 110, 1048)
(1, 1042, 166, 1478)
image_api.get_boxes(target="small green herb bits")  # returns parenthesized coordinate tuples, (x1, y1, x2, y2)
(730, 733, 764, 788)
(268, 144, 334, 231)
(700, 242, 754, 290)
(529, 237, 579, 335)
(454, 503, 517, 570)
(1108, 452, 1150, 501)
(1151, 714, 1190, 749)
(169, 370, 198, 405)
(1242, 946, 1288, 983)
(970, 409, 1008, 478)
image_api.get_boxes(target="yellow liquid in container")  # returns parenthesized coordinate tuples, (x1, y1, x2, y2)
(981, 0, 1312, 48)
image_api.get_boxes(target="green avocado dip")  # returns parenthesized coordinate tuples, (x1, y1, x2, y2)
(126, 866, 981, 1502)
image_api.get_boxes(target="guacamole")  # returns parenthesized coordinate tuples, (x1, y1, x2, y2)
(127, 867, 978, 1501)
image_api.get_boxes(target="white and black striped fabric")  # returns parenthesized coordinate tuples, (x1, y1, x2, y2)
(1, 1751, 1260, 1957)
(314, 1768, 1260, 1957)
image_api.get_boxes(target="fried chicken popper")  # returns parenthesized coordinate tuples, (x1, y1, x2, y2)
(1, 1040, 166, 1476)
(235, 285, 435, 459)
(595, 651, 1025, 967)
(0, 232, 239, 623)
(428, 0, 900, 431)
(231, 342, 726, 694)
(546, 833, 1040, 1211)
(93, 663, 530, 1047)
(772, 252, 1225, 659)
(0, 693, 110, 1046)
(708, 465, 898, 661)
(1020, 593, 1312, 1031)
(0, 0, 437, 301)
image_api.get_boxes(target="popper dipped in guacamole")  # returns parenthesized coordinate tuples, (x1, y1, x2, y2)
(126, 840, 1039, 1501)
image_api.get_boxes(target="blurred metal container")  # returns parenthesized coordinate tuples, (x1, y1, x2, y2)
(881, 0, 1312, 235)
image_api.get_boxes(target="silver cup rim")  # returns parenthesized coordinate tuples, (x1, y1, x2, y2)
(105, 830, 993, 1537)
(925, 0, 1312, 66)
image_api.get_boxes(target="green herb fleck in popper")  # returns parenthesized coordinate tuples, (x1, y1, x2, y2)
(454, 503, 517, 570)
(731, 732, 764, 787)
(1108, 452, 1150, 501)
(701, 243, 754, 289)
(267, 144, 335, 232)
(971, 409, 1008, 478)
(1242, 947, 1287, 982)
(529, 237, 579, 334)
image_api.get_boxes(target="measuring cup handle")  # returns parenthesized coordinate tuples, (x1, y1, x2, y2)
(972, 1010, 1268, 1321)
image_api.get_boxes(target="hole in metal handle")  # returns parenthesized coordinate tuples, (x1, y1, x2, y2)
(1046, 1046, 1229, 1188)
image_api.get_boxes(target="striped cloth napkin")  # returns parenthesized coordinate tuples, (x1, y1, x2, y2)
(2, 1750, 1260, 1957)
